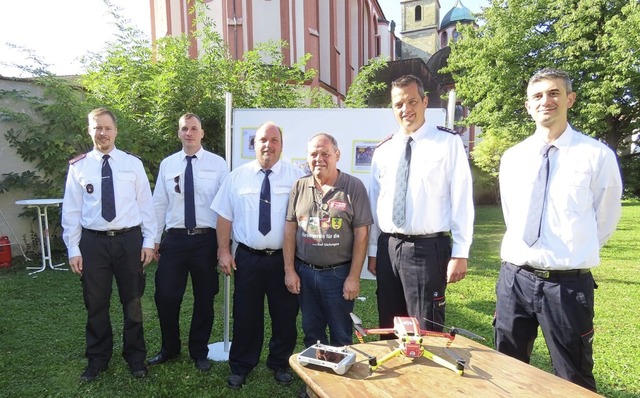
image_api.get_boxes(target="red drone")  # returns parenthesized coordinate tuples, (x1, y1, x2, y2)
(350, 313, 485, 376)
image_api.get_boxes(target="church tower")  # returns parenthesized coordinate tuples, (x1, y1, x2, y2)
(399, 0, 440, 59)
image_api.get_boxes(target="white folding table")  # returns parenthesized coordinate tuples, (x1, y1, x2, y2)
(15, 199, 67, 275)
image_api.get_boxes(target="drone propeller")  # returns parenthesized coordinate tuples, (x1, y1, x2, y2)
(350, 312, 368, 337)
(425, 319, 486, 341)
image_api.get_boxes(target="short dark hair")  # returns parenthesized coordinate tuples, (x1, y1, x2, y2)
(88, 108, 117, 126)
(529, 68, 573, 93)
(179, 113, 202, 125)
(391, 75, 426, 99)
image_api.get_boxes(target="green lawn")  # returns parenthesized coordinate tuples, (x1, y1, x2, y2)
(1, 203, 638, 397)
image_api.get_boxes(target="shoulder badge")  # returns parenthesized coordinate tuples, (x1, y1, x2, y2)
(437, 126, 458, 135)
(375, 134, 394, 148)
(68, 153, 87, 165)
(123, 150, 142, 160)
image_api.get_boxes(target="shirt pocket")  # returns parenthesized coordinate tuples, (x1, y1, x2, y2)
(414, 156, 446, 196)
(165, 171, 182, 197)
(116, 171, 136, 198)
(559, 169, 591, 216)
(238, 186, 260, 213)
(80, 177, 100, 205)
(197, 169, 220, 199)
(272, 185, 292, 219)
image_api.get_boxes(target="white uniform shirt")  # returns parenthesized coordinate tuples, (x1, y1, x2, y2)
(499, 125, 622, 269)
(62, 147, 157, 258)
(152, 147, 228, 243)
(211, 159, 304, 250)
(369, 123, 474, 258)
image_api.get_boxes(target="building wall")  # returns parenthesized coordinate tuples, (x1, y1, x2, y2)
(150, 0, 395, 101)
(400, 0, 439, 58)
(0, 78, 46, 253)
(336, 0, 346, 95)
(400, 30, 438, 59)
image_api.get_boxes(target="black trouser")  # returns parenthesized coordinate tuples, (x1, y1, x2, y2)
(494, 262, 597, 392)
(375, 233, 451, 334)
(229, 245, 299, 376)
(154, 231, 219, 360)
(80, 227, 146, 368)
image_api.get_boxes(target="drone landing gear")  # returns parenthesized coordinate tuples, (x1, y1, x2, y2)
(422, 349, 465, 376)
(369, 348, 404, 372)
(363, 347, 464, 376)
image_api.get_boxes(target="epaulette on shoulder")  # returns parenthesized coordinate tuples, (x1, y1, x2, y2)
(375, 134, 394, 149)
(68, 153, 87, 165)
(437, 125, 458, 135)
(123, 150, 142, 160)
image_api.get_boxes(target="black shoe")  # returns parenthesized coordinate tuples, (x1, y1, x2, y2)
(227, 373, 246, 390)
(130, 362, 148, 378)
(80, 366, 106, 382)
(297, 385, 311, 398)
(274, 368, 293, 386)
(147, 352, 178, 366)
(194, 358, 212, 372)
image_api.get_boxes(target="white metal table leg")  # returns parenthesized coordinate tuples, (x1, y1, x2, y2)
(15, 199, 67, 275)
(26, 204, 47, 275)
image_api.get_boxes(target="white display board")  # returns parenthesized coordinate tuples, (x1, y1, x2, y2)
(230, 108, 446, 280)
(231, 108, 446, 188)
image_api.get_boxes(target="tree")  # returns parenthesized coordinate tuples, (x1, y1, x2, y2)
(1, 0, 386, 200)
(0, 71, 88, 198)
(1, 1, 315, 195)
(344, 57, 389, 108)
(80, 1, 317, 179)
(445, 0, 640, 183)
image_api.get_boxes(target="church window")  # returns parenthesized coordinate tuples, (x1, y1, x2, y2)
(415, 6, 422, 21)
(441, 32, 448, 47)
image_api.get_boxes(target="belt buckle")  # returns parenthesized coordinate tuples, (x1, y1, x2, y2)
(186, 229, 196, 236)
(106, 230, 116, 237)
(534, 270, 550, 279)
(264, 249, 276, 256)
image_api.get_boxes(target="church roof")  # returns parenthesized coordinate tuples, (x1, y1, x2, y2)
(426, 46, 454, 86)
(440, 0, 475, 30)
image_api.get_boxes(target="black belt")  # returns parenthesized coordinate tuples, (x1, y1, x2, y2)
(238, 243, 282, 257)
(83, 226, 140, 237)
(516, 263, 591, 279)
(296, 257, 350, 271)
(167, 228, 214, 236)
(387, 231, 449, 241)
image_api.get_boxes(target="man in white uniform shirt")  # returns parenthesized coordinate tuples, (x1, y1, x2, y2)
(212, 122, 304, 390)
(368, 75, 474, 334)
(149, 113, 228, 372)
(495, 68, 622, 392)
(62, 108, 157, 382)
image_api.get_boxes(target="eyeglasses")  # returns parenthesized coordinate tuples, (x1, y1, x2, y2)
(174, 176, 180, 193)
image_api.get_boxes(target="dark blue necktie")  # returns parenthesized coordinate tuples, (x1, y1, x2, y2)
(185, 155, 196, 230)
(523, 144, 555, 246)
(259, 169, 272, 235)
(101, 154, 116, 222)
